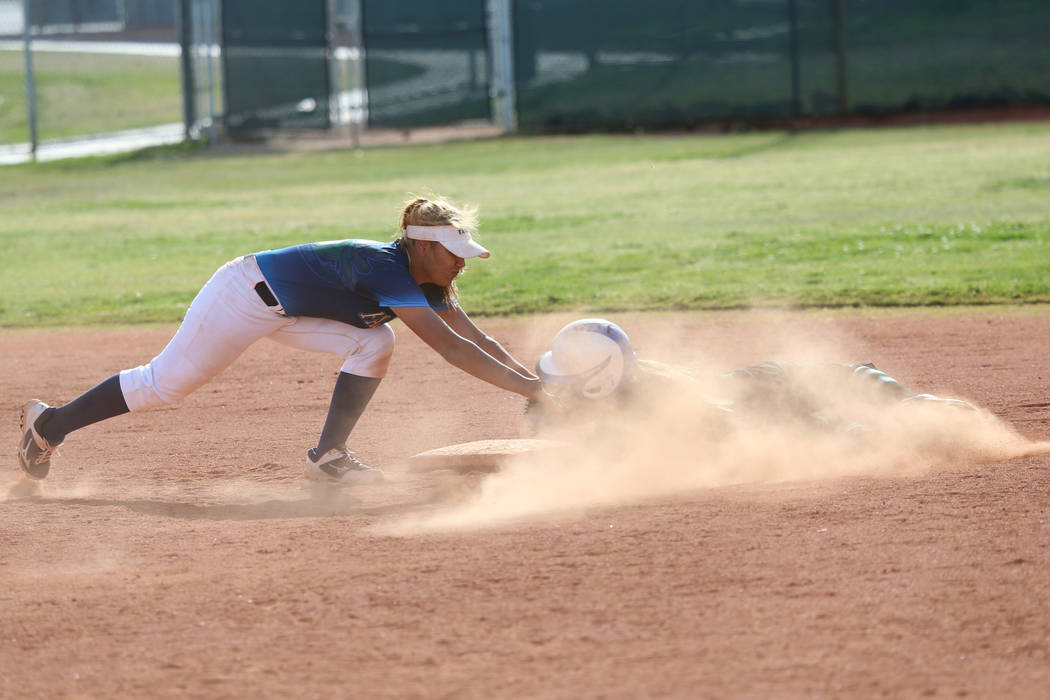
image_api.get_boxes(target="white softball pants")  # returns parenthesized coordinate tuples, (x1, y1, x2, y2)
(119, 255, 395, 412)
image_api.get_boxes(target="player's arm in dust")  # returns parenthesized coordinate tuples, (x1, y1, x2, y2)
(437, 304, 537, 379)
(395, 305, 542, 399)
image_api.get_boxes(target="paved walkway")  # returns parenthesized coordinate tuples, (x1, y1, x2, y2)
(0, 122, 185, 165)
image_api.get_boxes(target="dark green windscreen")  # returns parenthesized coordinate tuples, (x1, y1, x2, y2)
(513, 0, 1050, 131)
(221, 0, 330, 133)
(842, 0, 1050, 113)
(361, 0, 491, 127)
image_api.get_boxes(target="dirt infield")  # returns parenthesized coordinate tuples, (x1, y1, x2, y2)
(3, 309, 1049, 698)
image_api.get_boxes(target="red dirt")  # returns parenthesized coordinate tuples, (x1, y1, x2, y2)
(3, 309, 1049, 698)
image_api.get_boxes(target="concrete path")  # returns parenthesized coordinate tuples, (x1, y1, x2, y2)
(0, 122, 184, 164)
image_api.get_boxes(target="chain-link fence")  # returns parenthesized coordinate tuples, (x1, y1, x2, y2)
(2, 0, 1048, 162)
(0, 0, 183, 162)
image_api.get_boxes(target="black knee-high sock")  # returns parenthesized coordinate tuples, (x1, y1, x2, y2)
(315, 372, 382, 455)
(38, 374, 129, 445)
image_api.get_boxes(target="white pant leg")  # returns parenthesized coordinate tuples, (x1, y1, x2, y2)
(120, 256, 291, 411)
(268, 317, 395, 378)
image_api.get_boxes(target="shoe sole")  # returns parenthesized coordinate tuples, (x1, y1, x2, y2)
(303, 465, 384, 486)
(17, 400, 49, 481)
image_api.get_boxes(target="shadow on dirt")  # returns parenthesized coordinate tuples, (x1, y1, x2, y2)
(3, 478, 444, 521)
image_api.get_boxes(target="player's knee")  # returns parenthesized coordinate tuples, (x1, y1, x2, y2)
(119, 363, 201, 410)
(120, 364, 168, 410)
(340, 324, 395, 378)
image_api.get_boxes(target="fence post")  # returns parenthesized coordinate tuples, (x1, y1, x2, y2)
(177, 0, 197, 141)
(831, 0, 848, 114)
(347, 0, 365, 148)
(22, 0, 37, 161)
(487, 0, 517, 133)
(788, 0, 800, 116)
(199, 0, 218, 143)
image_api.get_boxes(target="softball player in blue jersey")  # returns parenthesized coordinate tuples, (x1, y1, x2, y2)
(18, 196, 551, 484)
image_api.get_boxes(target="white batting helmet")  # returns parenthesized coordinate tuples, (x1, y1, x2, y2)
(537, 318, 636, 399)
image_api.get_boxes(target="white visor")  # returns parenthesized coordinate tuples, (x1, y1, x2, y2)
(403, 225, 490, 259)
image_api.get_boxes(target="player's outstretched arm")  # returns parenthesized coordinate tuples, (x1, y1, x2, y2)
(438, 305, 537, 379)
(395, 305, 542, 399)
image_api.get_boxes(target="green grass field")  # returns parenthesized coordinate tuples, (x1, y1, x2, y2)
(0, 120, 1048, 328)
(0, 50, 181, 144)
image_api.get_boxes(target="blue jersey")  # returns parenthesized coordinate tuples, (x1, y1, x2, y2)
(253, 239, 448, 328)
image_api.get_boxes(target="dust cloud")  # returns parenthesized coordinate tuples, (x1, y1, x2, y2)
(390, 318, 1050, 533)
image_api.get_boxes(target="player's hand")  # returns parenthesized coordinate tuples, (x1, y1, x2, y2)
(524, 389, 564, 434)
(525, 377, 564, 408)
